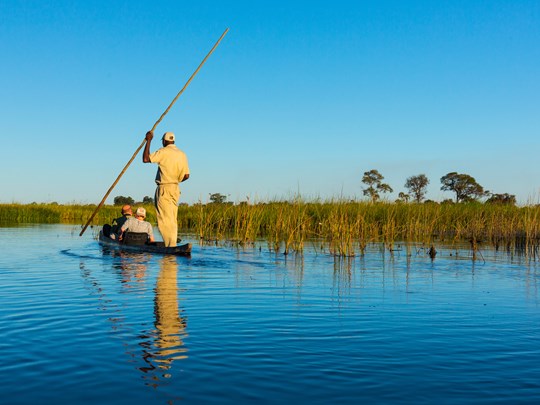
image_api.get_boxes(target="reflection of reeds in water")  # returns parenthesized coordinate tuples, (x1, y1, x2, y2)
(333, 256, 354, 296)
(5, 200, 540, 258)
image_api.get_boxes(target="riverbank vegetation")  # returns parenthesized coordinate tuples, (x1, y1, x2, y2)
(2, 199, 540, 258)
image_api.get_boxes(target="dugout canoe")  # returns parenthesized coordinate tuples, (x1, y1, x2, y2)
(98, 230, 192, 256)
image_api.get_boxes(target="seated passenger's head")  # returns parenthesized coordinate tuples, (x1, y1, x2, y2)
(136, 207, 146, 219)
(122, 205, 132, 216)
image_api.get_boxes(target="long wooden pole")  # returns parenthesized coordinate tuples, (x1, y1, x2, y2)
(80, 28, 229, 236)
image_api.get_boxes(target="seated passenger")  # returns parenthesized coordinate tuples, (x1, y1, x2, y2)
(119, 207, 155, 243)
(110, 204, 133, 239)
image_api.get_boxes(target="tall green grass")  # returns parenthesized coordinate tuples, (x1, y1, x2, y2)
(0, 203, 156, 226)
(3, 200, 540, 258)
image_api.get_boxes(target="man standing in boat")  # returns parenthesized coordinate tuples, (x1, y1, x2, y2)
(143, 131, 190, 247)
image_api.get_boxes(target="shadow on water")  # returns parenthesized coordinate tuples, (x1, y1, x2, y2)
(79, 248, 189, 394)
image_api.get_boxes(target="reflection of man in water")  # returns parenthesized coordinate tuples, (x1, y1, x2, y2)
(154, 256, 188, 365)
(93, 248, 188, 386)
(140, 256, 187, 382)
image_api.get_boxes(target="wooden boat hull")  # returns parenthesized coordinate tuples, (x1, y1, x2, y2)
(98, 230, 192, 256)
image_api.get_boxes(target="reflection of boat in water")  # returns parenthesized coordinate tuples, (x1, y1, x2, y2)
(99, 229, 192, 256)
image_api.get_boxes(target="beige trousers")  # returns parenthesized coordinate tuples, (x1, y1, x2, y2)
(155, 183, 180, 247)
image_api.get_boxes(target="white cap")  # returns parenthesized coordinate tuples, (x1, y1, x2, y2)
(162, 132, 175, 142)
(136, 207, 146, 218)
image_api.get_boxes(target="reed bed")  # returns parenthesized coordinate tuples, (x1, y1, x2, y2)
(3, 200, 540, 258)
(0, 203, 156, 227)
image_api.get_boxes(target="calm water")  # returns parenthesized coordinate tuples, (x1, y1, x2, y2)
(1, 224, 539, 404)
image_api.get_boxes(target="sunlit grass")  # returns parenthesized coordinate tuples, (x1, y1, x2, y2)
(3, 199, 540, 258)
(0, 203, 156, 226)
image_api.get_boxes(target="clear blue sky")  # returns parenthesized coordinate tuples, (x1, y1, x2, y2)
(1, 1, 539, 205)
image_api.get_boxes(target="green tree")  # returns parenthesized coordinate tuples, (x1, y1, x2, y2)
(396, 192, 410, 203)
(142, 196, 154, 204)
(113, 195, 135, 206)
(209, 193, 227, 204)
(362, 169, 393, 202)
(485, 193, 516, 205)
(404, 174, 429, 203)
(440, 172, 488, 203)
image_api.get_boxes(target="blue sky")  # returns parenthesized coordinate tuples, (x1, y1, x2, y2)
(1, 1, 539, 205)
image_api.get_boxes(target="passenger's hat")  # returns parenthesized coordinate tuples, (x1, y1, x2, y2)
(136, 207, 146, 218)
(162, 132, 175, 142)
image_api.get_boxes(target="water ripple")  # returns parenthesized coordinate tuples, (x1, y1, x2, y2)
(1, 225, 540, 403)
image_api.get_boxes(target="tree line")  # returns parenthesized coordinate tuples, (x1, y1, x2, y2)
(362, 169, 516, 205)
(112, 193, 230, 206)
(113, 172, 516, 207)
(113, 195, 154, 206)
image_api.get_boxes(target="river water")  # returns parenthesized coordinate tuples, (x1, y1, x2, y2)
(1, 224, 539, 404)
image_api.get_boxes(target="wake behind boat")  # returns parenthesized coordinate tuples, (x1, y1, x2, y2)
(98, 228, 192, 256)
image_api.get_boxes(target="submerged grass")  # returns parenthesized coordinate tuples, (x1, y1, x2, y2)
(3, 200, 540, 258)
